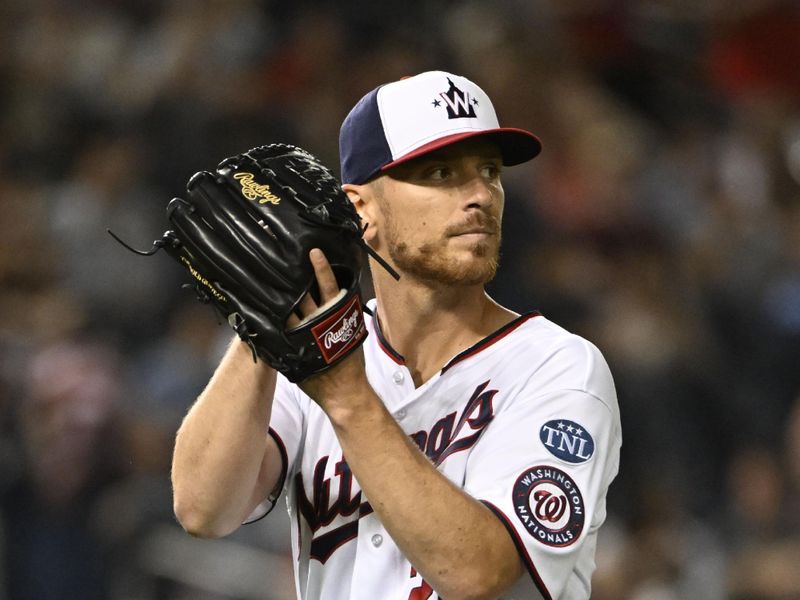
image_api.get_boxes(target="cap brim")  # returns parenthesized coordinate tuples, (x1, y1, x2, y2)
(380, 128, 542, 173)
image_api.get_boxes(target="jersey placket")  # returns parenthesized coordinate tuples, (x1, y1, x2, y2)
(347, 510, 413, 599)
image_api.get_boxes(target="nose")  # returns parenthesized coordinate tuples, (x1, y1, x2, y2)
(461, 172, 497, 210)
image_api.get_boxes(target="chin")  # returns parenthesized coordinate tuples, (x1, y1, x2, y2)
(389, 238, 500, 286)
(455, 258, 499, 286)
(410, 253, 498, 286)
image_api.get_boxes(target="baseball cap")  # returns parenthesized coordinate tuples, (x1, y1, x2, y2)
(339, 70, 542, 185)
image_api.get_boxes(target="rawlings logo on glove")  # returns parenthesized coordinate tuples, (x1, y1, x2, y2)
(233, 172, 282, 204)
(311, 296, 367, 363)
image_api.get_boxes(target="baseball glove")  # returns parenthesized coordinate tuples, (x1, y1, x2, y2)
(115, 144, 380, 382)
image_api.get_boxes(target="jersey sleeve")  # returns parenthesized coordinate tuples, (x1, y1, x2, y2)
(244, 372, 306, 523)
(463, 340, 621, 599)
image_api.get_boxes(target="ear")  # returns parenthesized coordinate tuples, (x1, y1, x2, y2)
(343, 183, 379, 243)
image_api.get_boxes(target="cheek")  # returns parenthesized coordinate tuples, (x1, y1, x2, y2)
(377, 193, 452, 243)
(494, 189, 505, 218)
(390, 209, 432, 235)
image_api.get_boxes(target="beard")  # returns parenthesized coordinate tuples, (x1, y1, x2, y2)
(383, 212, 502, 287)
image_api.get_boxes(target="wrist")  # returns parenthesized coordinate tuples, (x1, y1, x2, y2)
(319, 378, 380, 428)
(299, 354, 378, 425)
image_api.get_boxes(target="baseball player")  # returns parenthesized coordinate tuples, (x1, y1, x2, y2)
(170, 71, 621, 599)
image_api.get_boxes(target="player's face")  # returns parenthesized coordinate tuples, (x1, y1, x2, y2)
(368, 138, 505, 286)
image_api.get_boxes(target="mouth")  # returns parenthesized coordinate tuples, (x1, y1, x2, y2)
(448, 222, 498, 238)
(451, 229, 494, 239)
(445, 213, 500, 244)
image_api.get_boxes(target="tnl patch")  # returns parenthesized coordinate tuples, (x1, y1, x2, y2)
(539, 419, 594, 464)
(512, 465, 585, 547)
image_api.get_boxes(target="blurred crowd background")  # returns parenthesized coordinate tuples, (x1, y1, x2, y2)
(2, 0, 800, 598)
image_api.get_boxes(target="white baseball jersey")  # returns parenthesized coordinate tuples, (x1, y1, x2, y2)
(257, 299, 621, 600)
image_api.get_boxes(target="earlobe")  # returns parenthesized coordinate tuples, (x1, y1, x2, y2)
(343, 184, 378, 242)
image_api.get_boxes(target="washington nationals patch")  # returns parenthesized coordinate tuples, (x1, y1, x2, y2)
(512, 465, 585, 547)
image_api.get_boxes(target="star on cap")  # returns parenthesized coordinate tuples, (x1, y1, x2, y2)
(432, 99, 441, 107)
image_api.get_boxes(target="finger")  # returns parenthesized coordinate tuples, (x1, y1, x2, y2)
(287, 252, 333, 330)
(310, 248, 340, 303)
(298, 293, 318, 317)
(287, 294, 318, 330)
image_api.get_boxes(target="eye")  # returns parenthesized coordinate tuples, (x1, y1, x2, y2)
(426, 166, 451, 181)
(480, 162, 502, 179)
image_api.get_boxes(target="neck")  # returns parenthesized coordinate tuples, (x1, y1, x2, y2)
(370, 265, 517, 386)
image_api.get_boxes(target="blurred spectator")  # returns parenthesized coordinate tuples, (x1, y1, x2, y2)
(723, 435, 800, 598)
(1, 338, 125, 600)
(47, 132, 176, 344)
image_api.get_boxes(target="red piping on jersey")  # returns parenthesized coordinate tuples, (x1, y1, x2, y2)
(267, 428, 289, 491)
(440, 311, 541, 374)
(373, 313, 406, 365)
(242, 428, 289, 525)
(373, 310, 541, 369)
(481, 500, 553, 600)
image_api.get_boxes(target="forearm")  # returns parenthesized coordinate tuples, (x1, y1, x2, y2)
(320, 381, 521, 599)
(172, 337, 277, 537)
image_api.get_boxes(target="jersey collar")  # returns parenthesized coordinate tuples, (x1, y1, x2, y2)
(372, 308, 541, 372)
(440, 311, 541, 373)
(373, 312, 405, 365)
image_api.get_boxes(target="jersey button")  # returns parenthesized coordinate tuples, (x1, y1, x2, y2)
(392, 371, 404, 384)
(371, 534, 383, 547)
(395, 408, 407, 420)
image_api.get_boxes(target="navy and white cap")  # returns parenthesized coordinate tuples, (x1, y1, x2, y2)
(339, 70, 542, 185)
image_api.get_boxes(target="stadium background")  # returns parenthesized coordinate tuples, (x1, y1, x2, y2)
(1, 1, 800, 598)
